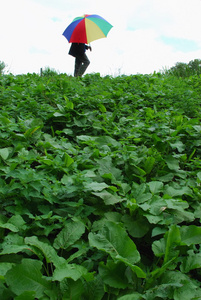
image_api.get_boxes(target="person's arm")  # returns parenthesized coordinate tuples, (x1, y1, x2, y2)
(85, 44, 92, 51)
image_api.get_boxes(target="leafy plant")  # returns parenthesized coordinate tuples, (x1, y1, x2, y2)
(0, 61, 6, 75)
(0, 70, 201, 299)
(165, 58, 201, 77)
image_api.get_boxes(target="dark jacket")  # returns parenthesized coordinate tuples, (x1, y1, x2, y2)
(69, 43, 89, 57)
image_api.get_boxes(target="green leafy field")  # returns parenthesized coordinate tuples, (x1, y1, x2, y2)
(0, 72, 201, 299)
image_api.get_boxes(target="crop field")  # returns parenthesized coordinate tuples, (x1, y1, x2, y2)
(0, 71, 201, 299)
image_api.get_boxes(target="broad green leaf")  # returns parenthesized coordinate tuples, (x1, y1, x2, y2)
(104, 212, 122, 223)
(83, 275, 105, 300)
(193, 125, 201, 132)
(165, 186, 193, 197)
(64, 153, 74, 167)
(60, 279, 84, 300)
(161, 270, 192, 287)
(170, 140, 185, 152)
(57, 103, 65, 112)
(147, 181, 163, 194)
(165, 156, 180, 171)
(93, 191, 123, 205)
(99, 261, 128, 289)
(96, 136, 120, 147)
(0, 221, 18, 232)
(165, 198, 189, 210)
(156, 172, 175, 182)
(88, 221, 140, 266)
(144, 156, 155, 174)
(0, 115, 11, 125)
(8, 215, 26, 230)
(66, 100, 74, 110)
(117, 293, 143, 300)
(180, 250, 201, 273)
(164, 225, 181, 264)
(152, 227, 167, 237)
(147, 195, 165, 215)
(97, 156, 122, 180)
(173, 281, 201, 300)
(53, 112, 64, 117)
(84, 181, 109, 191)
(144, 281, 180, 300)
(61, 174, 74, 185)
(152, 238, 166, 257)
(131, 164, 146, 177)
(153, 225, 181, 263)
(14, 291, 36, 300)
(144, 214, 162, 224)
(66, 246, 89, 263)
(0, 263, 14, 276)
(148, 258, 177, 287)
(76, 135, 97, 143)
(136, 192, 152, 204)
(53, 220, 85, 250)
(0, 147, 10, 160)
(73, 117, 88, 127)
(62, 128, 73, 135)
(5, 259, 51, 298)
(122, 214, 149, 238)
(197, 171, 201, 182)
(165, 199, 194, 223)
(180, 225, 201, 246)
(194, 204, 201, 219)
(53, 263, 88, 281)
(127, 264, 146, 278)
(132, 183, 152, 204)
(132, 183, 146, 198)
(1, 232, 24, 246)
(0, 245, 30, 256)
(0, 284, 11, 300)
(25, 236, 64, 267)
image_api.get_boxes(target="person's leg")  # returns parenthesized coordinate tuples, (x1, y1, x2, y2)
(78, 54, 90, 76)
(75, 54, 90, 77)
(74, 57, 82, 77)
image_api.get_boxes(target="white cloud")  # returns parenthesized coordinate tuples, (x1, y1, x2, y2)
(1, 0, 201, 75)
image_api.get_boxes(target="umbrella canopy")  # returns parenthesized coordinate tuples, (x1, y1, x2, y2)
(63, 14, 113, 44)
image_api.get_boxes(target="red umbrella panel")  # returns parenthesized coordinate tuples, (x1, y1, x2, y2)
(63, 14, 113, 44)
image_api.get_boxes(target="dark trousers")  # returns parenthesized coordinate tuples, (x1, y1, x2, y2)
(74, 53, 90, 77)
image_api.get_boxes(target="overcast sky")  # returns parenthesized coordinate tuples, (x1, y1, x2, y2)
(1, 0, 201, 76)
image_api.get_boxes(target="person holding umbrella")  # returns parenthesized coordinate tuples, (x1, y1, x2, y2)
(62, 14, 113, 77)
(68, 43, 92, 77)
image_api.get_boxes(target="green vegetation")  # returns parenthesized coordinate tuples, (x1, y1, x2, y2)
(0, 68, 201, 299)
(165, 59, 201, 78)
(0, 61, 6, 75)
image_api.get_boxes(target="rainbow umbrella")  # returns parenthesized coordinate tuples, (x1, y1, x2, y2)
(62, 14, 113, 44)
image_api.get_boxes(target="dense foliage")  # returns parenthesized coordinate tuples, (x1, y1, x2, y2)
(0, 61, 6, 75)
(165, 59, 201, 78)
(0, 71, 201, 299)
